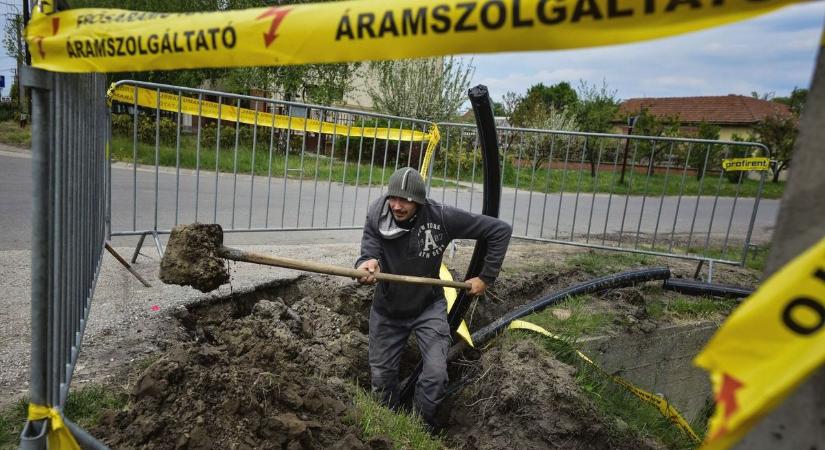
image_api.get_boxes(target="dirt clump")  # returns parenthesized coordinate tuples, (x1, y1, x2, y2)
(159, 223, 229, 293)
(445, 339, 663, 450)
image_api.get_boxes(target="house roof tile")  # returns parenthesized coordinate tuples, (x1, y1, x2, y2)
(617, 95, 792, 125)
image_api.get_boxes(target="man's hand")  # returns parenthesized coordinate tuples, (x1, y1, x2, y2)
(466, 277, 487, 296)
(356, 259, 380, 285)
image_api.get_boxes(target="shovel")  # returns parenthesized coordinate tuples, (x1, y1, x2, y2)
(159, 223, 471, 293)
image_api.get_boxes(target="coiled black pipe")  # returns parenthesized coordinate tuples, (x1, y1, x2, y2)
(470, 267, 672, 347)
(663, 278, 753, 299)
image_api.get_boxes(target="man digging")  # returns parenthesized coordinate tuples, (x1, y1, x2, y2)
(355, 167, 512, 431)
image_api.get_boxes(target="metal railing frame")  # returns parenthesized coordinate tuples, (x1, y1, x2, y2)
(20, 67, 111, 450)
(433, 122, 769, 276)
(107, 80, 435, 261)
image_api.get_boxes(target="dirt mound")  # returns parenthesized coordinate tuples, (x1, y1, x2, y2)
(94, 277, 374, 449)
(444, 339, 662, 450)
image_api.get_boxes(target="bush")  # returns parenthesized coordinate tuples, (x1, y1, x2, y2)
(111, 113, 177, 145)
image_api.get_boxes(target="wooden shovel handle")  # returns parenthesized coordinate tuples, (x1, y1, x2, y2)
(218, 247, 471, 290)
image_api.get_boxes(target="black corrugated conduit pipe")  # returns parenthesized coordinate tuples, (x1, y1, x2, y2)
(469, 267, 673, 348)
(662, 278, 753, 299)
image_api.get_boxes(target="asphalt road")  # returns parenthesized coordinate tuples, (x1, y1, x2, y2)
(0, 150, 779, 252)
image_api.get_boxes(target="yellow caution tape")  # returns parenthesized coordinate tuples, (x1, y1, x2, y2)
(108, 84, 434, 143)
(440, 264, 475, 347)
(27, 404, 81, 450)
(694, 237, 825, 450)
(721, 157, 770, 172)
(509, 319, 701, 443)
(26, 0, 799, 73)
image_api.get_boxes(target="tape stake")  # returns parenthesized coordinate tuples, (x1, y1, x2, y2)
(27, 0, 799, 73)
(721, 157, 770, 172)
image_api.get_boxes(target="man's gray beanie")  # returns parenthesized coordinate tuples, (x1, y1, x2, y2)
(386, 167, 427, 204)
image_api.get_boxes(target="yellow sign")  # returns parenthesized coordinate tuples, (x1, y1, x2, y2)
(509, 319, 701, 442)
(27, 0, 799, 73)
(694, 237, 825, 450)
(109, 84, 434, 143)
(722, 157, 770, 172)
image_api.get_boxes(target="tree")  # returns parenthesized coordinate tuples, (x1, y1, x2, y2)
(510, 82, 578, 127)
(692, 120, 721, 180)
(366, 57, 474, 122)
(519, 102, 579, 171)
(574, 80, 618, 133)
(773, 87, 808, 116)
(752, 114, 798, 183)
(627, 108, 681, 176)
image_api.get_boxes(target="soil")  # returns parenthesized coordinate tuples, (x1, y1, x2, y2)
(93, 243, 760, 449)
(159, 223, 230, 293)
(444, 340, 662, 450)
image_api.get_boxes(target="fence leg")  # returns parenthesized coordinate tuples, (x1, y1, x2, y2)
(152, 231, 164, 259)
(707, 260, 715, 283)
(693, 260, 705, 280)
(130, 232, 148, 263)
(105, 243, 151, 287)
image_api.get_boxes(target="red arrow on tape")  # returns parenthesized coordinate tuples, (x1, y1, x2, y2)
(256, 7, 292, 48)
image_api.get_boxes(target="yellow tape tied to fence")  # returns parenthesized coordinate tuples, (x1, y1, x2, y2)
(27, 404, 81, 450)
(694, 237, 825, 450)
(721, 157, 770, 172)
(508, 319, 702, 443)
(27, 0, 800, 73)
(108, 84, 436, 143)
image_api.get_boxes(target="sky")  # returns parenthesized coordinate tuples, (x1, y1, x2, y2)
(0, 2, 822, 101)
(465, 2, 825, 102)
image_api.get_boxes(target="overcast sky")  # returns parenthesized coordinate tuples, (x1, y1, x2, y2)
(466, 2, 825, 102)
(0, 2, 823, 101)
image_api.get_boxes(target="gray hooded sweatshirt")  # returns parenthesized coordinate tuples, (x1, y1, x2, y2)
(356, 196, 512, 319)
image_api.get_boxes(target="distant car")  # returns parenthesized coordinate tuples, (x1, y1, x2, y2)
(0, 96, 11, 103)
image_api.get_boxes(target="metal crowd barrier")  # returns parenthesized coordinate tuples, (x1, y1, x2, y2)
(20, 68, 111, 449)
(431, 123, 769, 277)
(106, 80, 436, 260)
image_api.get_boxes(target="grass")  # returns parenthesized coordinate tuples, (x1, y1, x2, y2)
(0, 121, 781, 198)
(646, 294, 739, 321)
(349, 385, 444, 450)
(0, 384, 127, 449)
(520, 294, 615, 339)
(0, 121, 31, 148)
(497, 161, 784, 199)
(564, 251, 655, 277)
(109, 135, 455, 189)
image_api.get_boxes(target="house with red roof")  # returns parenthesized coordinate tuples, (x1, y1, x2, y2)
(615, 94, 793, 140)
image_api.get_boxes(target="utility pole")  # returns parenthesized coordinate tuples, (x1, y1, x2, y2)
(734, 38, 825, 449)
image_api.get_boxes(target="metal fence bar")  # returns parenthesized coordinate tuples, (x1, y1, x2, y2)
(601, 138, 623, 245)
(174, 92, 182, 226)
(213, 97, 223, 224)
(668, 143, 693, 253)
(248, 107, 259, 228)
(539, 134, 557, 238)
(585, 140, 605, 243)
(651, 141, 675, 249)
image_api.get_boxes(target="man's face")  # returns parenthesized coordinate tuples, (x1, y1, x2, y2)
(388, 196, 418, 222)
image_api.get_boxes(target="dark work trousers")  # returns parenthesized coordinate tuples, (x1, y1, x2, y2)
(368, 298, 450, 426)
